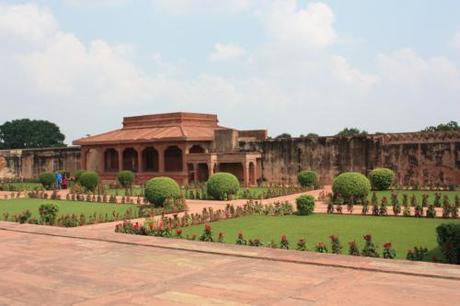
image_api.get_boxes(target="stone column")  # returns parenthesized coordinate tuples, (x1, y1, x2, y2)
(182, 144, 187, 173)
(157, 145, 164, 173)
(243, 162, 249, 187)
(136, 146, 142, 173)
(80, 147, 88, 170)
(117, 147, 123, 172)
(193, 163, 198, 182)
(208, 163, 213, 178)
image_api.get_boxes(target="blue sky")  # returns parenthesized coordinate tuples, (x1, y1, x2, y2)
(1, 0, 459, 142)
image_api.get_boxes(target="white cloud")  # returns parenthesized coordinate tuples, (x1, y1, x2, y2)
(65, 0, 128, 7)
(152, 0, 256, 14)
(451, 31, 460, 51)
(209, 43, 246, 62)
(264, 1, 337, 49)
(331, 55, 380, 92)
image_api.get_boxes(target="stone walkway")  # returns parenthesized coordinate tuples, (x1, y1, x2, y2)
(0, 221, 459, 305)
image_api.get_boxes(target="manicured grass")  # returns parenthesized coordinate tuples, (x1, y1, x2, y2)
(180, 214, 460, 261)
(0, 198, 138, 219)
(105, 186, 144, 196)
(370, 190, 460, 203)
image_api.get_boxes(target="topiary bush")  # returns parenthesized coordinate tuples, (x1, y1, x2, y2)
(39, 172, 55, 190)
(297, 170, 319, 188)
(296, 195, 315, 215)
(368, 168, 394, 191)
(74, 170, 85, 183)
(144, 177, 181, 207)
(206, 172, 240, 200)
(436, 223, 460, 264)
(117, 170, 135, 188)
(79, 171, 99, 191)
(332, 172, 371, 204)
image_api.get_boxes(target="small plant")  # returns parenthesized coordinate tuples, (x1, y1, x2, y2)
(249, 238, 263, 247)
(297, 170, 319, 188)
(379, 197, 388, 216)
(236, 231, 247, 245)
(296, 239, 307, 251)
(199, 224, 213, 242)
(442, 196, 451, 218)
(426, 204, 436, 218)
(38, 203, 59, 225)
(175, 229, 183, 238)
(280, 234, 289, 249)
(414, 204, 423, 218)
(361, 234, 379, 257)
(348, 240, 360, 256)
(18, 210, 32, 224)
(436, 223, 460, 264)
(421, 194, 429, 207)
(382, 242, 396, 259)
(406, 246, 428, 261)
(434, 193, 442, 207)
(315, 242, 328, 253)
(217, 231, 224, 243)
(39, 172, 55, 190)
(361, 198, 369, 215)
(295, 195, 315, 215)
(329, 235, 342, 254)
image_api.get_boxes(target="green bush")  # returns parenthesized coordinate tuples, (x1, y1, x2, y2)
(79, 171, 99, 191)
(74, 170, 85, 182)
(297, 170, 318, 188)
(145, 177, 181, 207)
(436, 223, 460, 264)
(368, 168, 394, 190)
(39, 172, 55, 190)
(296, 195, 315, 215)
(206, 172, 240, 200)
(39, 203, 59, 225)
(332, 172, 371, 204)
(117, 170, 135, 188)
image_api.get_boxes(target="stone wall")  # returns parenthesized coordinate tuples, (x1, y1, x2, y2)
(1, 132, 459, 186)
(240, 132, 460, 186)
(0, 147, 81, 180)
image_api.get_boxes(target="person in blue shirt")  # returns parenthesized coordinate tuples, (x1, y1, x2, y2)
(55, 172, 62, 190)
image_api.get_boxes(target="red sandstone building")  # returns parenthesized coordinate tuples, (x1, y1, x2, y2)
(73, 112, 266, 186)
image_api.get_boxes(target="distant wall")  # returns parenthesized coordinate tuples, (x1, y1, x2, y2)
(0, 147, 81, 179)
(240, 132, 460, 186)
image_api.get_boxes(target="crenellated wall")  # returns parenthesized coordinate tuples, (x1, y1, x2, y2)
(240, 132, 460, 186)
(0, 147, 81, 179)
(1, 132, 459, 186)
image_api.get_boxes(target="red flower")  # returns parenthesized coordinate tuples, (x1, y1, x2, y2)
(176, 229, 183, 235)
(329, 235, 338, 241)
(383, 242, 392, 249)
(204, 223, 212, 232)
(363, 234, 372, 241)
(281, 234, 287, 241)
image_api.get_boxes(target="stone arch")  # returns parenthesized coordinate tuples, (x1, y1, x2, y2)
(189, 144, 205, 154)
(104, 148, 119, 172)
(164, 146, 183, 172)
(142, 147, 158, 172)
(122, 148, 138, 172)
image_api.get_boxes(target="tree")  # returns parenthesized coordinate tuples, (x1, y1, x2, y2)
(422, 121, 459, 133)
(306, 133, 319, 137)
(275, 133, 292, 139)
(0, 119, 65, 149)
(336, 128, 368, 137)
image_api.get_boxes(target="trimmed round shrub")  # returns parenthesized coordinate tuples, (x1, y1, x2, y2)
(117, 170, 135, 188)
(296, 195, 315, 215)
(368, 168, 394, 191)
(39, 172, 55, 190)
(297, 170, 319, 188)
(145, 177, 181, 207)
(332, 172, 371, 203)
(206, 172, 240, 200)
(79, 171, 99, 191)
(39, 203, 59, 225)
(74, 170, 85, 182)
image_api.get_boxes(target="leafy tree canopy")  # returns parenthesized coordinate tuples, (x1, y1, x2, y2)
(0, 119, 65, 149)
(275, 133, 292, 139)
(422, 121, 459, 133)
(336, 128, 368, 137)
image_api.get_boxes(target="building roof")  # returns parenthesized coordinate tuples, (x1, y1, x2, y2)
(73, 112, 225, 145)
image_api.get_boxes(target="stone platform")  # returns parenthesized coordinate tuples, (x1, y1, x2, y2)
(0, 221, 459, 305)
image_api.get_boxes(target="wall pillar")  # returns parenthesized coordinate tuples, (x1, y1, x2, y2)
(208, 163, 213, 178)
(117, 147, 123, 172)
(157, 145, 164, 173)
(136, 146, 142, 173)
(193, 163, 198, 182)
(243, 162, 249, 187)
(80, 147, 88, 170)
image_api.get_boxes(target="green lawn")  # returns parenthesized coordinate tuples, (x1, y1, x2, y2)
(179, 214, 459, 261)
(370, 190, 460, 203)
(0, 198, 138, 220)
(0, 182, 43, 191)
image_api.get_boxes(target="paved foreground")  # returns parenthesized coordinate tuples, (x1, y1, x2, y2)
(0, 222, 459, 306)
